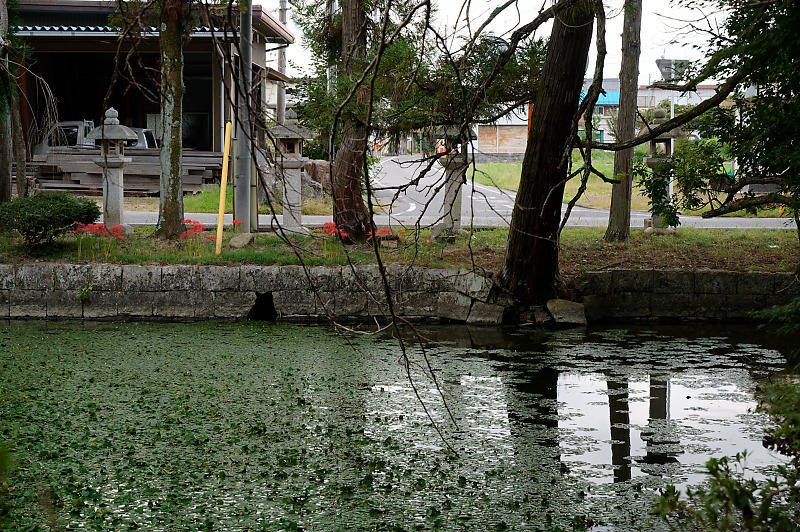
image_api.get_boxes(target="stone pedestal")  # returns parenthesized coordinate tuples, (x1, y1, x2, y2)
(281, 157, 309, 235)
(94, 156, 130, 227)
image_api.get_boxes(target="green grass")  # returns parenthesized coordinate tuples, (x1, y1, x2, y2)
(153, 185, 334, 216)
(184, 184, 232, 213)
(471, 150, 654, 211)
(471, 149, 792, 218)
(1, 226, 797, 277)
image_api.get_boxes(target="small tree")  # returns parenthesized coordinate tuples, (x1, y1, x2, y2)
(630, 0, 800, 269)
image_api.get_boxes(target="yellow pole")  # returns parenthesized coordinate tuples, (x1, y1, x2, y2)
(216, 122, 233, 255)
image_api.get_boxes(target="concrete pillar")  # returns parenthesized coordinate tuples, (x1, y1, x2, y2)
(281, 158, 308, 234)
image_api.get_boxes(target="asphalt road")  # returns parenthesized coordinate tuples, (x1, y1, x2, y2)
(119, 155, 795, 231)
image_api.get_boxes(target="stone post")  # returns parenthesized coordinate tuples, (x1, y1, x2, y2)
(433, 127, 473, 241)
(88, 108, 137, 228)
(269, 109, 313, 235)
(281, 157, 307, 234)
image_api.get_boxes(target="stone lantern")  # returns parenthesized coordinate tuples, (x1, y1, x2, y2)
(432, 126, 475, 241)
(88, 108, 137, 228)
(643, 108, 682, 232)
(269, 109, 314, 234)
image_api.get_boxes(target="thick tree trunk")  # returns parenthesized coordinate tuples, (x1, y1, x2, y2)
(155, 0, 185, 239)
(604, 0, 642, 241)
(499, 2, 594, 305)
(11, 95, 27, 196)
(330, 0, 371, 240)
(0, 110, 10, 202)
(332, 117, 371, 239)
(0, 0, 12, 202)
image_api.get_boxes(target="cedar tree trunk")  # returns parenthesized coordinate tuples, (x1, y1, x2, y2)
(0, 0, 11, 202)
(499, 2, 594, 305)
(331, 0, 371, 241)
(604, 0, 642, 241)
(155, 0, 186, 238)
(12, 94, 27, 196)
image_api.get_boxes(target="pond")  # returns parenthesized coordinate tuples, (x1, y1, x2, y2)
(0, 321, 792, 530)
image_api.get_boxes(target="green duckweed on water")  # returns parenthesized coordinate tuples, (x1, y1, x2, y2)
(0, 321, 792, 530)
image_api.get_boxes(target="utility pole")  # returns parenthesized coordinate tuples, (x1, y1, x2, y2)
(234, 0, 253, 231)
(276, 0, 288, 125)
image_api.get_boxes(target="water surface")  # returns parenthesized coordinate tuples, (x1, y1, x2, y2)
(0, 322, 791, 530)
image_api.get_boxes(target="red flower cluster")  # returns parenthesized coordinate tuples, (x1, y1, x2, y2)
(319, 222, 349, 238)
(73, 223, 126, 240)
(180, 220, 206, 240)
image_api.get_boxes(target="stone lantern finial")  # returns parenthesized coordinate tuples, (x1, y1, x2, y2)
(104, 107, 121, 126)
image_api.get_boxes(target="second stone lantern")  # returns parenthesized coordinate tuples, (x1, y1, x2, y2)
(269, 109, 314, 234)
(88, 108, 137, 228)
(643, 108, 683, 232)
(432, 126, 475, 241)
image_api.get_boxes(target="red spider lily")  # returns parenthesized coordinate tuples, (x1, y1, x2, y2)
(397, 231, 407, 235)
(207, 235, 216, 241)
(232, 219, 242, 225)
(180, 232, 189, 239)
(319, 221, 338, 235)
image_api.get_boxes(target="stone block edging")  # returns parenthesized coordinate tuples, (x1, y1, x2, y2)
(0, 262, 502, 324)
(579, 269, 799, 321)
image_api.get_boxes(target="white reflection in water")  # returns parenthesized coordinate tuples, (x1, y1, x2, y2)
(558, 370, 784, 487)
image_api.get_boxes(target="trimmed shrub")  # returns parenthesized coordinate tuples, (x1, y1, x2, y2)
(0, 193, 101, 249)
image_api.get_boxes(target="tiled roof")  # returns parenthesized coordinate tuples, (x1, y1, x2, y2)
(16, 25, 217, 32)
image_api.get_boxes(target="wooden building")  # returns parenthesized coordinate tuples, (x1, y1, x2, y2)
(16, 0, 293, 154)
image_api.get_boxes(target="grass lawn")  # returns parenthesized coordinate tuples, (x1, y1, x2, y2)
(472, 150, 791, 218)
(471, 150, 654, 211)
(97, 185, 334, 216)
(1, 226, 797, 280)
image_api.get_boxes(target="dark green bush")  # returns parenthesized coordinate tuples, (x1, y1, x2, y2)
(0, 193, 101, 249)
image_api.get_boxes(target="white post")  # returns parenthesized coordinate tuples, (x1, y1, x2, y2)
(669, 96, 675, 199)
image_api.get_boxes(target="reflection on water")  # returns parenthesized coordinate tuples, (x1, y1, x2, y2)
(0, 321, 792, 530)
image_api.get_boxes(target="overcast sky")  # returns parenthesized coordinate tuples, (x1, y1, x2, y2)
(259, 0, 723, 84)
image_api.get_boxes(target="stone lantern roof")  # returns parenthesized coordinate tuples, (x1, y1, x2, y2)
(269, 109, 314, 140)
(87, 108, 137, 142)
(434, 125, 476, 141)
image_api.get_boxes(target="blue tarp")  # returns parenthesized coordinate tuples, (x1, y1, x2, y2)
(579, 91, 620, 105)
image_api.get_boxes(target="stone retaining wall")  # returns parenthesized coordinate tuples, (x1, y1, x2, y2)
(0, 263, 504, 325)
(578, 269, 799, 321)
(2, 264, 797, 324)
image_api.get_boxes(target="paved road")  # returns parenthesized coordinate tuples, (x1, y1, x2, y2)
(119, 155, 795, 231)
